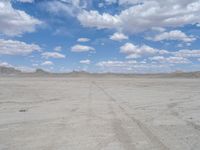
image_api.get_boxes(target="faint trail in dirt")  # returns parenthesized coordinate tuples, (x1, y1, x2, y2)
(0, 98, 62, 105)
(92, 81, 136, 150)
(112, 119, 136, 150)
(0, 117, 66, 129)
(92, 81, 169, 150)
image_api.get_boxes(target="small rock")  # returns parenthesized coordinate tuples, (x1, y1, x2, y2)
(19, 109, 27, 112)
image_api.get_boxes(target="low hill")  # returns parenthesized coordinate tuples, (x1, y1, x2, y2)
(0, 66, 21, 75)
(0, 66, 200, 78)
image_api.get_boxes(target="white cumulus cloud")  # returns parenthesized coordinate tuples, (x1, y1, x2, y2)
(41, 0, 88, 17)
(42, 52, 65, 59)
(96, 59, 171, 73)
(120, 43, 157, 57)
(174, 49, 200, 58)
(0, 39, 41, 55)
(41, 61, 54, 66)
(78, 0, 200, 34)
(71, 44, 95, 52)
(97, 60, 137, 67)
(77, 10, 121, 29)
(110, 32, 128, 41)
(150, 56, 190, 64)
(77, 38, 90, 42)
(80, 59, 91, 64)
(150, 30, 196, 42)
(0, 0, 42, 36)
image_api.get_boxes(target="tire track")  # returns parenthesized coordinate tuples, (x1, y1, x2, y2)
(92, 81, 136, 150)
(0, 98, 62, 105)
(92, 81, 169, 150)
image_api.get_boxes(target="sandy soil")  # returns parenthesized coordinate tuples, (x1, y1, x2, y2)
(0, 77, 200, 150)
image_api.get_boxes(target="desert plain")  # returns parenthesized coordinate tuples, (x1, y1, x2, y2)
(0, 76, 200, 150)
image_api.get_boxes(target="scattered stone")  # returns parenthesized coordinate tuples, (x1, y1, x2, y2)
(19, 109, 27, 112)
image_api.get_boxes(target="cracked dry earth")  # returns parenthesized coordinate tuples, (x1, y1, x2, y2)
(0, 77, 200, 150)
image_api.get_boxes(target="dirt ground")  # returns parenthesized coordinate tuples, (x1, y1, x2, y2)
(0, 77, 200, 150)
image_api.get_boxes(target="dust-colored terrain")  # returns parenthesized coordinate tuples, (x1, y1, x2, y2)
(0, 76, 200, 150)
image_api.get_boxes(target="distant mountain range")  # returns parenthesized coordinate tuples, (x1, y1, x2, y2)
(0, 66, 22, 75)
(0, 66, 48, 76)
(0, 66, 200, 78)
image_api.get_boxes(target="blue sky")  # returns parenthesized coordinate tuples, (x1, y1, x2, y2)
(0, 0, 200, 73)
